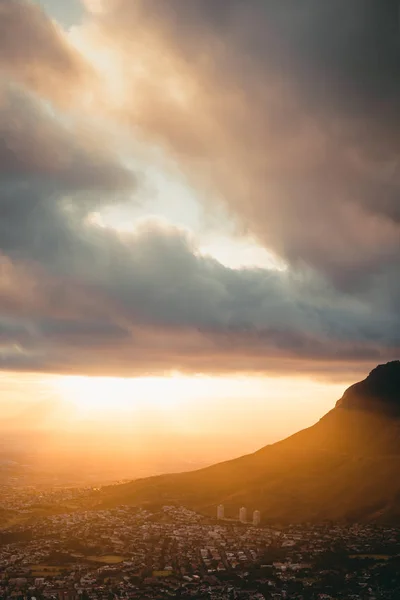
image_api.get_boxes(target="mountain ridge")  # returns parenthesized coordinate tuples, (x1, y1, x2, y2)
(96, 361, 400, 523)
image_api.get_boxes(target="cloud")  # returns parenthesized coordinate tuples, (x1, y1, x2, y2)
(0, 84, 135, 190)
(0, 0, 398, 380)
(0, 216, 397, 378)
(82, 0, 400, 290)
(0, 0, 93, 106)
(0, 83, 137, 269)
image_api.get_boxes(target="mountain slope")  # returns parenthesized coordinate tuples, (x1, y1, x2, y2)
(98, 361, 400, 523)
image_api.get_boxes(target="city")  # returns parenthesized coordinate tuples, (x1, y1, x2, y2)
(1, 486, 400, 599)
(1, 0, 400, 598)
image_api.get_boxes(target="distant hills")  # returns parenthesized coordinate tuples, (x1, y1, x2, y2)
(96, 361, 400, 523)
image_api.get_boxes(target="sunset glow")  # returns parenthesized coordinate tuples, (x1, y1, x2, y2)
(56, 375, 182, 414)
(2, 3, 400, 596)
(1, 0, 398, 463)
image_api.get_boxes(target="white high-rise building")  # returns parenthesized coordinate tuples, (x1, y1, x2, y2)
(253, 510, 261, 526)
(217, 504, 225, 520)
(239, 506, 247, 523)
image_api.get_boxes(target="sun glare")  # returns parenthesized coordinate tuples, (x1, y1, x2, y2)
(56, 375, 181, 415)
(53, 373, 344, 422)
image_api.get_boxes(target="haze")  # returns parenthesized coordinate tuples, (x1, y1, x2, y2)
(0, 1, 399, 483)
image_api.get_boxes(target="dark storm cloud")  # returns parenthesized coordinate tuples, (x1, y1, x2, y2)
(0, 0, 398, 378)
(0, 85, 135, 190)
(37, 318, 130, 343)
(94, 0, 400, 290)
(0, 83, 137, 266)
(0, 318, 31, 345)
(0, 215, 397, 377)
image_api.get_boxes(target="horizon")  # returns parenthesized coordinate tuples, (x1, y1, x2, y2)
(0, 370, 350, 481)
(2, 3, 400, 598)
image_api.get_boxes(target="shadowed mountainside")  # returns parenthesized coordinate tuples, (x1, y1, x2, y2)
(97, 362, 400, 523)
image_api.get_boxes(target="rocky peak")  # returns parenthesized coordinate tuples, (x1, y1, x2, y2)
(336, 361, 400, 415)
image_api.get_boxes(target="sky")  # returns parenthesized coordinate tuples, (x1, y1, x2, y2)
(0, 1, 399, 468)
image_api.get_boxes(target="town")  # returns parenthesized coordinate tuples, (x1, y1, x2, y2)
(1, 487, 400, 599)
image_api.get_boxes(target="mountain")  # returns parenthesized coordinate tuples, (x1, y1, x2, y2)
(97, 361, 400, 523)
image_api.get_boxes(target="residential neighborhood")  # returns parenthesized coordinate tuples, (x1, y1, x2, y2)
(1, 490, 400, 599)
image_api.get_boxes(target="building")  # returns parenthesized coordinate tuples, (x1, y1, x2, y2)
(217, 504, 225, 519)
(253, 510, 261, 526)
(57, 592, 77, 600)
(239, 506, 247, 523)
